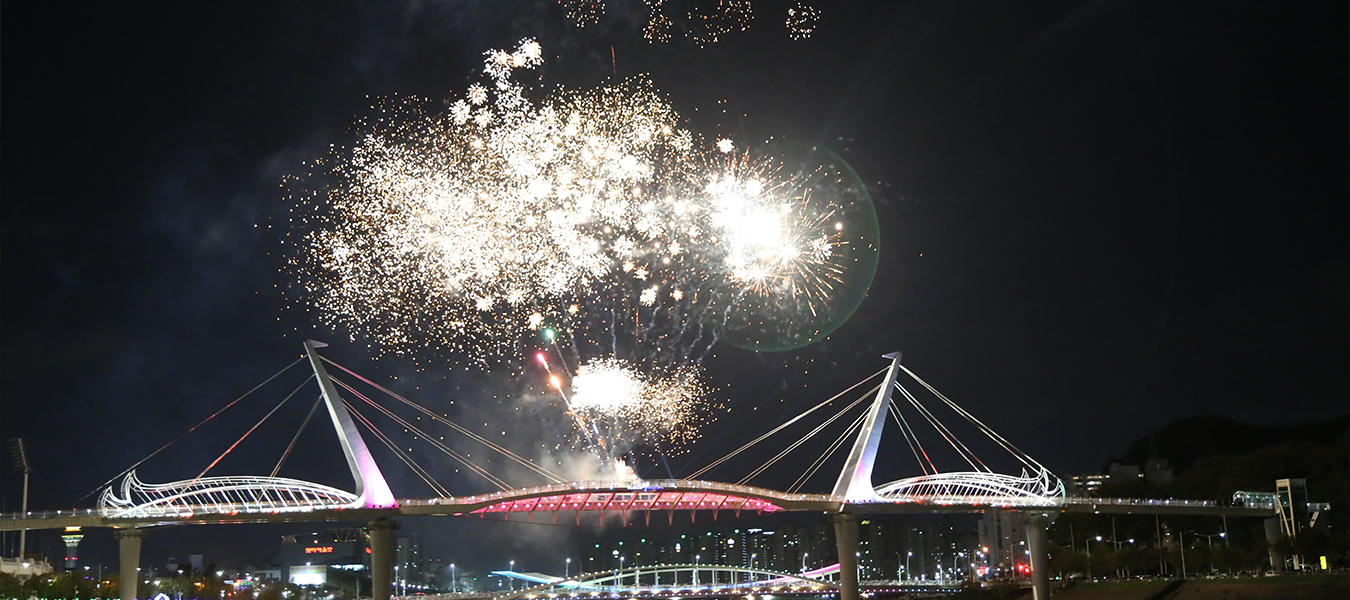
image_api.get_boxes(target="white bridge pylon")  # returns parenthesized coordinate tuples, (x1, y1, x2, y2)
(832, 352, 1065, 507)
(99, 341, 397, 519)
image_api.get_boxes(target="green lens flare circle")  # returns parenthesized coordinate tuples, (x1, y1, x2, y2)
(721, 143, 880, 352)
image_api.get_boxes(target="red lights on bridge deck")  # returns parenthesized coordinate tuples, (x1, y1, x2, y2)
(471, 491, 784, 516)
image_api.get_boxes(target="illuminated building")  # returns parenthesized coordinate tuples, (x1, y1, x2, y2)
(280, 528, 369, 586)
(60, 527, 83, 571)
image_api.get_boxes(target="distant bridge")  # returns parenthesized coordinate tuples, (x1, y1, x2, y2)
(485, 564, 968, 599)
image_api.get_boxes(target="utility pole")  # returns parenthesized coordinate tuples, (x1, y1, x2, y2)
(8, 438, 32, 562)
(1156, 516, 1165, 577)
(1179, 531, 1187, 579)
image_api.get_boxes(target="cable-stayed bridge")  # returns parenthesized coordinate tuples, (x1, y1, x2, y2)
(0, 342, 1305, 600)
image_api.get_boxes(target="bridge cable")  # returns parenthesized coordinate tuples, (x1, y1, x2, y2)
(344, 399, 454, 497)
(787, 409, 866, 493)
(340, 383, 509, 492)
(896, 382, 983, 472)
(736, 385, 875, 485)
(192, 374, 315, 482)
(735, 386, 874, 485)
(687, 366, 889, 480)
(899, 366, 1046, 473)
(332, 377, 511, 490)
(270, 396, 323, 477)
(332, 369, 564, 484)
(71, 356, 305, 505)
(788, 409, 868, 493)
(324, 358, 565, 483)
(894, 382, 987, 472)
(887, 401, 934, 475)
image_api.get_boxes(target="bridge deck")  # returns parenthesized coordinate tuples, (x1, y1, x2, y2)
(0, 480, 1278, 531)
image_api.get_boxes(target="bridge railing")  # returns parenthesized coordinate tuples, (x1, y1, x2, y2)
(1063, 497, 1220, 508)
(0, 508, 103, 521)
(1061, 496, 1331, 514)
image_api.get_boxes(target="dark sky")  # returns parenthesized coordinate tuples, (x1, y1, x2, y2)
(3, 0, 1346, 575)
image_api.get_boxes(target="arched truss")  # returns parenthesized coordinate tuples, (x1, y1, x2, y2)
(402, 479, 836, 525)
(98, 471, 359, 519)
(498, 564, 839, 600)
(873, 468, 1065, 507)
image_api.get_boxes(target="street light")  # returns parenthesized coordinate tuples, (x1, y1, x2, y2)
(1196, 532, 1225, 547)
(565, 558, 571, 579)
(509, 560, 515, 591)
(450, 564, 456, 594)
(906, 552, 912, 582)
(1082, 536, 1101, 580)
(1196, 532, 1225, 574)
(801, 552, 809, 574)
(1096, 537, 1136, 579)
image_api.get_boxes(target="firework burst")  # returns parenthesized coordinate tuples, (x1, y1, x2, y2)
(285, 39, 876, 459)
(567, 357, 710, 449)
(559, 1, 818, 45)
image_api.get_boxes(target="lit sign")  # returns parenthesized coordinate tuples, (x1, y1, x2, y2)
(305, 546, 334, 554)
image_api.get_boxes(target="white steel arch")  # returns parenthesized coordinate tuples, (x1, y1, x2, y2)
(97, 341, 396, 519)
(98, 471, 359, 518)
(874, 468, 1065, 507)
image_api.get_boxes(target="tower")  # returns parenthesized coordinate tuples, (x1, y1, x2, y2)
(61, 527, 84, 571)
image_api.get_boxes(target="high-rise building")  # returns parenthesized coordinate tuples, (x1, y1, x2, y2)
(396, 534, 424, 593)
(977, 511, 1028, 577)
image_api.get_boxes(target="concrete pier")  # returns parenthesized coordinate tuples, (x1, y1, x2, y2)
(115, 529, 147, 600)
(1025, 514, 1051, 600)
(832, 513, 860, 600)
(368, 519, 399, 600)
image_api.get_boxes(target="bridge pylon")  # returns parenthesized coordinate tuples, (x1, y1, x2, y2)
(304, 340, 398, 508)
(831, 353, 903, 502)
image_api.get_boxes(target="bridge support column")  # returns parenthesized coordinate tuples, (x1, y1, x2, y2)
(115, 529, 148, 600)
(1025, 514, 1052, 600)
(368, 519, 399, 600)
(832, 513, 860, 600)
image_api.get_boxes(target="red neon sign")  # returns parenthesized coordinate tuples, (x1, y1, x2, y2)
(305, 546, 334, 554)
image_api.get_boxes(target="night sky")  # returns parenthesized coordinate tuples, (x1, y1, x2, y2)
(3, 0, 1346, 575)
